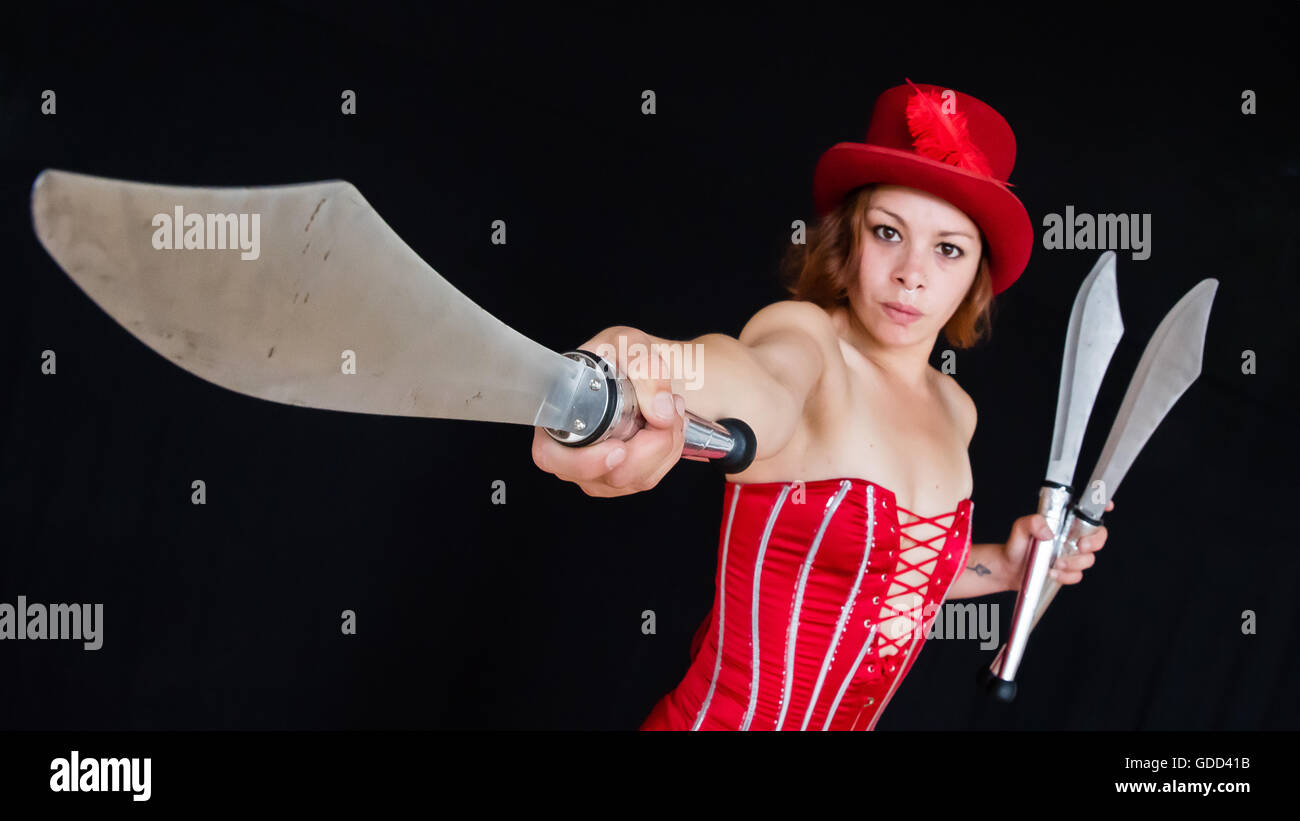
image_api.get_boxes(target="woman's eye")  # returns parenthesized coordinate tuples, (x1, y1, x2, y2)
(876, 226, 963, 259)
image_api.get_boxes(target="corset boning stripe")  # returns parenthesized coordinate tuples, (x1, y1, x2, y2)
(775, 479, 852, 731)
(740, 483, 791, 731)
(691, 483, 743, 731)
(827, 622, 880, 730)
(801, 482, 876, 730)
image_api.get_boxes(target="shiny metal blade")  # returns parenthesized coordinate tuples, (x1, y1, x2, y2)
(1045, 252, 1124, 486)
(1076, 279, 1219, 519)
(30, 169, 596, 433)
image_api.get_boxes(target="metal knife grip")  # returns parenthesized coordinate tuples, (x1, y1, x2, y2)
(982, 482, 1073, 702)
(545, 350, 758, 474)
(680, 412, 756, 473)
(1029, 510, 1101, 630)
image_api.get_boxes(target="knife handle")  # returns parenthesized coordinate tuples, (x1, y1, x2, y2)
(979, 480, 1073, 702)
(681, 414, 757, 473)
(1028, 507, 1102, 631)
(981, 504, 1102, 702)
(543, 349, 758, 474)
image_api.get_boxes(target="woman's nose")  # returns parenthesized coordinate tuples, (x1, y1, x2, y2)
(895, 272, 924, 291)
(896, 248, 929, 290)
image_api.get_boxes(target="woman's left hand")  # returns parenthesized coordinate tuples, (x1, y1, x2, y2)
(1001, 499, 1114, 591)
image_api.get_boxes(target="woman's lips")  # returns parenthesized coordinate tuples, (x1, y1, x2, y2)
(882, 302, 923, 324)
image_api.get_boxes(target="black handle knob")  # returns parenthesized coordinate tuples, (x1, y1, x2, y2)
(714, 418, 757, 474)
(976, 664, 1017, 702)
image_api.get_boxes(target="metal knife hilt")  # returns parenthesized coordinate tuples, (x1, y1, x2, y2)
(978, 481, 1073, 702)
(1025, 505, 1103, 630)
(542, 349, 758, 474)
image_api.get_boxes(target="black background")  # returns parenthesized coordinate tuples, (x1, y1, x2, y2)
(1, 2, 1296, 732)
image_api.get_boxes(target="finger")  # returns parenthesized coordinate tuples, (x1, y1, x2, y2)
(577, 481, 624, 499)
(1105, 499, 1115, 511)
(1079, 527, 1107, 552)
(532, 427, 630, 482)
(603, 423, 681, 490)
(1050, 569, 1084, 585)
(1056, 552, 1096, 573)
(646, 397, 690, 485)
(1026, 514, 1053, 541)
(639, 386, 680, 429)
(626, 344, 678, 430)
(604, 390, 689, 491)
(584, 328, 678, 430)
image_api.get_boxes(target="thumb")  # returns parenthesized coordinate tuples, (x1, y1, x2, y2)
(630, 351, 680, 429)
(1024, 514, 1053, 542)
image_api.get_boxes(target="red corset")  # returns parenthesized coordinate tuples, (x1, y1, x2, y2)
(641, 477, 973, 731)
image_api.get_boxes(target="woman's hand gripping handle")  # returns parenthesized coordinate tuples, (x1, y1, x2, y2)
(531, 327, 756, 498)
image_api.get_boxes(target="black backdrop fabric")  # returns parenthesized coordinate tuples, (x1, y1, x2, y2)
(1, 2, 1296, 731)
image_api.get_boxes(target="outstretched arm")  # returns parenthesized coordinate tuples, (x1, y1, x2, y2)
(530, 300, 843, 496)
(659, 300, 841, 463)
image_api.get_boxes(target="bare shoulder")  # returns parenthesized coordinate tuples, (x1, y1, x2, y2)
(739, 300, 849, 390)
(933, 370, 977, 445)
(738, 300, 843, 357)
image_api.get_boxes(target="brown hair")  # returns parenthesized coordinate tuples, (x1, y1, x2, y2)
(780, 184, 996, 348)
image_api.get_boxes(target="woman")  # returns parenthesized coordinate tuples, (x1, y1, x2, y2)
(531, 80, 1112, 730)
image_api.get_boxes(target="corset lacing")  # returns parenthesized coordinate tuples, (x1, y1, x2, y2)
(874, 505, 963, 659)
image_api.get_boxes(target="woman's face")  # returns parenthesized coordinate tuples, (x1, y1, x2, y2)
(849, 185, 981, 348)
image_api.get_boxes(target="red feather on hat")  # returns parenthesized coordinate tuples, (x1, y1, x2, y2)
(903, 77, 997, 180)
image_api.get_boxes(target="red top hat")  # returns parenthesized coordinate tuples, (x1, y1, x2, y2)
(812, 78, 1033, 295)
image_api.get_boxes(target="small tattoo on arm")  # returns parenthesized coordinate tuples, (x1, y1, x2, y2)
(966, 563, 992, 576)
